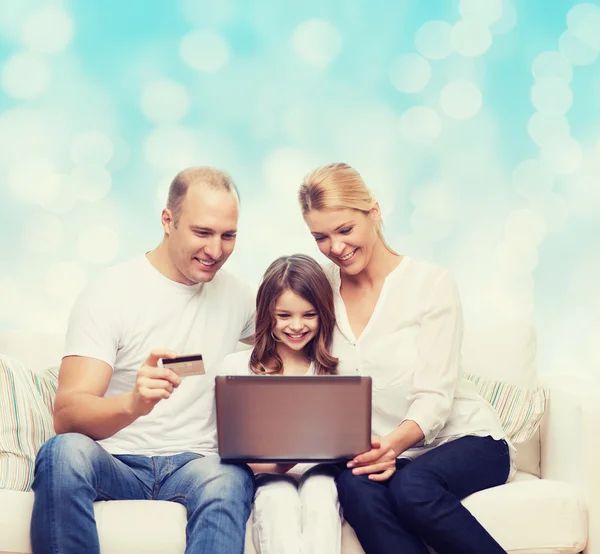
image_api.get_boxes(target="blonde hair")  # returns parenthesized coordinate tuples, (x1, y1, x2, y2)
(298, 162, 396, 254)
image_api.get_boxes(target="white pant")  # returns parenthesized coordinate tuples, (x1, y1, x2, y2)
(252, 471, 341, 554)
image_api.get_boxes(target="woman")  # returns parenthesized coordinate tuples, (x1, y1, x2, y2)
(298, 162, 513, 554)
(218, 254, 342, 554)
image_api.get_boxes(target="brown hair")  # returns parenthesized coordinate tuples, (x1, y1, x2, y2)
(298, 162, 396, 254)
(250, 254, 338, 375)
(167, 166, 239, 225)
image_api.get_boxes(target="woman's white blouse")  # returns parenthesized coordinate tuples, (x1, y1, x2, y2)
(324, 257, 515, 473)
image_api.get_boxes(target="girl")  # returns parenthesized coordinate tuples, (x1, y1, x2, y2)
(218, 254, 342, 554)
(298, 162, 514, 554)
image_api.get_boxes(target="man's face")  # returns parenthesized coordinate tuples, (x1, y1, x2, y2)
(164, 186, 239, 285)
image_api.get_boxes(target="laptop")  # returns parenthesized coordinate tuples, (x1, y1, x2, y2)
(215, 375, 372, 462)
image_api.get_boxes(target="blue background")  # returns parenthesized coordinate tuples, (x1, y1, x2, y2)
(0, 0, 599, 377)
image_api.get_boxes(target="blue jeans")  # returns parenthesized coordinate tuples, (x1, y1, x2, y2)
(336, 435, 510, 554)
(30, 433, 254, 554)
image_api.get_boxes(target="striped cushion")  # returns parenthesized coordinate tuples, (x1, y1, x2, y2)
(33, 366, 59, 413)
(464, 373, 548, 444)
(0, 356, 58, 491)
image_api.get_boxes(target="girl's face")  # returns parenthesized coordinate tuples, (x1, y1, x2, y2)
(304, 207, 379, 276)
(272, 289, 320, 353)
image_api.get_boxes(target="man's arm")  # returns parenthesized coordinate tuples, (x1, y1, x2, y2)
(53, 350, 181, 441)
(53, 356, 136, 440)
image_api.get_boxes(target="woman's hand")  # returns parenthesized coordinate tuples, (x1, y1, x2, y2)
(347, 436, 398, 482)
(346, 421, 425, 482)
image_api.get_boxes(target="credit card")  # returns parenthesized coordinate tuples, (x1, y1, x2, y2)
(160, 354, 205, 377)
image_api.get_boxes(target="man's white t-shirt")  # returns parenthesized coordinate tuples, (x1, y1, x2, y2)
(64, 255, 255, 457)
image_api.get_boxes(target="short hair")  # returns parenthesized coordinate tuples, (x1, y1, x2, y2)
(250, 254, 338, 376)
(166, 167, 239, 224)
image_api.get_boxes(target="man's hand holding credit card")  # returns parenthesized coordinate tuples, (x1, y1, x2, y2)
(159, 354, 205, 377)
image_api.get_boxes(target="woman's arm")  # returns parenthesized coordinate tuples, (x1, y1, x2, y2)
(403, 269, 463, 445)
(386, 420, 425, 454)
(54, 350, 181, 439)
(348, 270, 463, 479)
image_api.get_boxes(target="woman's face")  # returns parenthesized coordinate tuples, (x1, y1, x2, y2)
(272, 289, 320, 353)
(304, 208, 379, 276)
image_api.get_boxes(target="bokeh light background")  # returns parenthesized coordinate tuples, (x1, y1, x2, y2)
(0, 0, 599, 377)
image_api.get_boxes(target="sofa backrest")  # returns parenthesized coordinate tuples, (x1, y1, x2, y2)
(0, 331, 64, 373)
(0, 323, 541, 475)
(462, 321, 538, 388)
(0, 322, 540, 382)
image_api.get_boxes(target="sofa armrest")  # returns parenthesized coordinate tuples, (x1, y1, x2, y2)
(539, 374, 600, 554)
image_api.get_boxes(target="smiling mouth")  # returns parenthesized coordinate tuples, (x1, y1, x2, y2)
(194, 257, 217, 267)
(284, 331, 310, 340)
(338, 248, 357, 262)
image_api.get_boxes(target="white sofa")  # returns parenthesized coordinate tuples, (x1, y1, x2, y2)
(0, 324, 597, 554)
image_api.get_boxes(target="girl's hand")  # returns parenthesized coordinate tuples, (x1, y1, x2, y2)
(347, 436, 397, 482)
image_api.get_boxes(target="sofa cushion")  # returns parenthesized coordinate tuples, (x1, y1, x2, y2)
(462, 322, 541, 474)
(0, 356, 57, 492)
(1, 473, 585, 554)
(462, 472, 586, 553)
(464, 373, 548, 444)
(513, 429, 541, 477)
(95, 500, 187, 554)
(0, 490, 34, 554)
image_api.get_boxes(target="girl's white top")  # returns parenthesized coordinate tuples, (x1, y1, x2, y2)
(218, 349, 315, 377)
(323, 256, 516, 479)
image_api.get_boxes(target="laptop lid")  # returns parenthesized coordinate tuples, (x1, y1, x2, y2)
(215, 375, 372, 462)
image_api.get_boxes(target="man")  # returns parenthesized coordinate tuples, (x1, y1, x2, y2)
(31, 167, 256, 554)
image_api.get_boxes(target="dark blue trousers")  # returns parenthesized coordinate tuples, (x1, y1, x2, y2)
(336, 435, 510, 554)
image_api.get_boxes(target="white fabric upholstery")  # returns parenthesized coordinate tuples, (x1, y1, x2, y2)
(514, 428, 542, 476)
(462, 322, 538, 387)
(0, 327, 594, 554)
(0, 472, 586, 554)
(540, 374, 600, 554)
(0, 332, 64, 374)
(462, 472, 586, 553)
(95, 500, 187, 554)
(0, 490, 33, 554)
